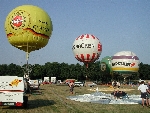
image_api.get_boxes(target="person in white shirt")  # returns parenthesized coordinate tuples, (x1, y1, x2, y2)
(138, 81, 148, 107)
(117, 81, 121, 88)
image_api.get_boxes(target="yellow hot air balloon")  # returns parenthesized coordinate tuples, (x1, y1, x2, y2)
(5, 5, 53, 60)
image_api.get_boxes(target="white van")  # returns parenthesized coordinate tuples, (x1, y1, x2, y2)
(0, 76, 28, 108)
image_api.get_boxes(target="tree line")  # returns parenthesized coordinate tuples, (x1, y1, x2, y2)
(0, 61, 150, 83)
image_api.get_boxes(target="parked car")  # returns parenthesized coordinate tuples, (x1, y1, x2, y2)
(28, 79, 40, 89)
(74, 82, 84, 87)
(88, 82, 97, 87)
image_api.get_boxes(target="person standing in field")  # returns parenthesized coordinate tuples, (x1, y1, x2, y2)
(69, 81, 74, 94)
(138, 80, 149, 107)
(112, 81, 114, 87)
(117, 81, 121, 88)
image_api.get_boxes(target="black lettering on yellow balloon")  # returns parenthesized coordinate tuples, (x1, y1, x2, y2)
(45, 28, 47, 32)
(6, 10, 52, 39)
(40, 27, 42, 30)
(38, 20, 50, 32)
(10, 24, 14, 29)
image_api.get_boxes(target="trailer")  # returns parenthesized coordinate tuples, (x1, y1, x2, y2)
(51, 77, 56, 83)
(0, 76, 28, 108)
(43, 77, 50, 84)
(44, 77, 49, 82)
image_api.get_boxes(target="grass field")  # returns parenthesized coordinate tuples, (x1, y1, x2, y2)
(0, 84, 150, 113)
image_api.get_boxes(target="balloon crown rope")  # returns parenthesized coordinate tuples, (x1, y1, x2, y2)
(22, 62, 32, 80)
(24, 42, 30, 79)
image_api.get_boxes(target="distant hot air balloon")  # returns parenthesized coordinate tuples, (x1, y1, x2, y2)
(111, 51, 140, 80)
(100, 56, 112, 73)
(72, 34, 102, 68)
(5, 5, 53, 61)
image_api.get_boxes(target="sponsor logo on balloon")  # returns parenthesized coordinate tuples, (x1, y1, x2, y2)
(72, 43, 94, 50)
(130, 63, 135, 67)
(72, 43, 102, 51)
(12, 16, 23, 27)
(98, 43, 102, 51)
(101, 63, 106, 71)
(112, 62, 136, 67)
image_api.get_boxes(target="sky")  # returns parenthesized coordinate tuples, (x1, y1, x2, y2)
(0, 0, 150, 66)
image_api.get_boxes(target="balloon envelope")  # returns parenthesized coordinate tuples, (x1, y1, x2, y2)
(111, 51, 139, 74)
(5, 5, 53, 53)
(72, 34, 102, 65)
(100, 56, 112, 72)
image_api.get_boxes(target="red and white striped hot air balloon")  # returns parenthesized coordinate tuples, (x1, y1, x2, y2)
(72, 34, 102, 68)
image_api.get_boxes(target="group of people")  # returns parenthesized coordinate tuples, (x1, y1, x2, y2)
(111, 88, 127, 99)
(138, 81, 150, 107)
(68, 80, 150, 108)
(111, 80, 150, 107)
(112, 81, 121, 88)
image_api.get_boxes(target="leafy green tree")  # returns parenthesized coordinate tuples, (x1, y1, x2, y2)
(7, 63, 23, 76)
(50, 62, 61, 78)
(59, 62, 70, 80)
(0, 64, 8, 76)
(0, 61, 150, 84)
(139, 62, 150, 80)
(44, 62, 53, 77)
(69, 64, 76, 79)
(76, 63, 85, 81)
(30, 64, 43, 79)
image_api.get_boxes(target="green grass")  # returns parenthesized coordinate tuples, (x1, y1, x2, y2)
(0, 84, 149, 113)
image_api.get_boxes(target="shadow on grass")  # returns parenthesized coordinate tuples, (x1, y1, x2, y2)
(2, 99, 56, 109)
(39, 88, 45, 90)
(56, 84, 68, 86)
(27, 99, 56, 109)
(31, 90, 43, 95)
(2, 90, 55, 110)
